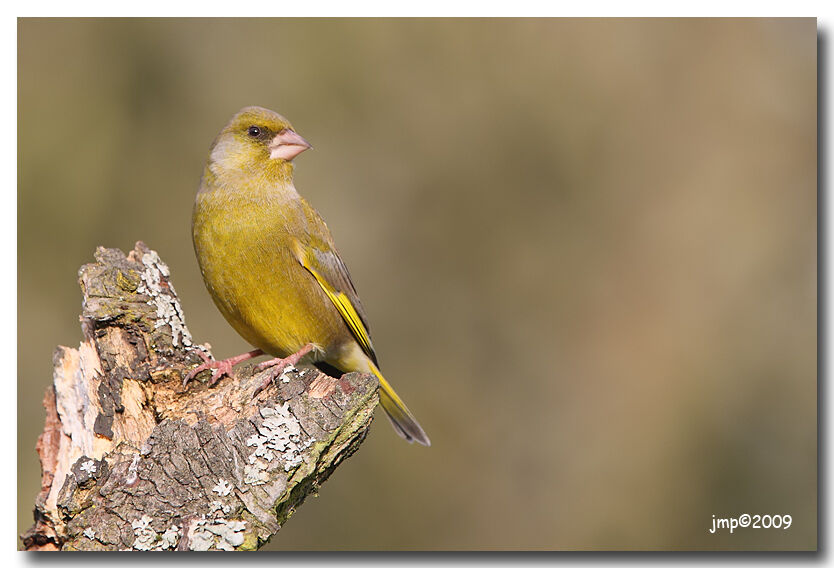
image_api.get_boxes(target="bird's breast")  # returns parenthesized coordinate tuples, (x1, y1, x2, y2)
(192, 191, 345, 358)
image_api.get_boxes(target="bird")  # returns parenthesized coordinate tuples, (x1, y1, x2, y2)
(186, 105, 430, 446)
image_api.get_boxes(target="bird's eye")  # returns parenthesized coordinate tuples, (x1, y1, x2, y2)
(248, 126, 261, 137)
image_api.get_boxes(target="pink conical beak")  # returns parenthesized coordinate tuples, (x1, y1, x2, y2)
(269, 129, 312, 161)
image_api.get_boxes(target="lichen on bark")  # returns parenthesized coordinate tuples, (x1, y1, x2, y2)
(22, 242, 379, 551)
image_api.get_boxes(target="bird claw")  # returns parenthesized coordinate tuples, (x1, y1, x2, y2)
(182, 348, 264, 388)
(253, 343, 315, 396)
(253, 360, 291, 396)
(209, 361, 237, 386)
(181, 346, 309, 393)
(254, 358, 280, 373)
(183, 359, 235, 387)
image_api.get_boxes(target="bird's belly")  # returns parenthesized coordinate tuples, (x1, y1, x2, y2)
(193, 208, 345, 359)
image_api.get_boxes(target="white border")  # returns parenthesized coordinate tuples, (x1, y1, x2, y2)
(4, 7, 831, 567)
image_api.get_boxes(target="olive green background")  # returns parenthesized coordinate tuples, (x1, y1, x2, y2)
(18, 18, 817, 550)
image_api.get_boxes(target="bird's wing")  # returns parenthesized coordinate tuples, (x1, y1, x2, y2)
(291, 237, 378, 365)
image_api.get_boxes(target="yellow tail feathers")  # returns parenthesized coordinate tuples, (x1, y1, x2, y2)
(369, 363, 431, 447)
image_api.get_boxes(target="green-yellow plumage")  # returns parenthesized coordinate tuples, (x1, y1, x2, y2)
(192, 106, 430, 446)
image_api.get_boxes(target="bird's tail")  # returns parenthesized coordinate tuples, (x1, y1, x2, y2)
(368, 362, 431, 447)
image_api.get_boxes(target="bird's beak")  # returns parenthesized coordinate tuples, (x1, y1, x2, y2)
(269, 129, 312, 161)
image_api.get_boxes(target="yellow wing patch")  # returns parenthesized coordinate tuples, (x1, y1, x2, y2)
(310, 268, 375, 357)
(292, 240, 375, 360)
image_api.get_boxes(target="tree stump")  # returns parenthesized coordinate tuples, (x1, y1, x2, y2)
(21, 242, 379, 551)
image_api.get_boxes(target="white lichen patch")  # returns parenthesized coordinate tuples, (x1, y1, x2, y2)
(83, 527, 95, 540)
(280, 365, 298, 383)
(209, 500, 232, 515)
(131, 515, 180, 551)
(243, 462, 269, 485)
(212, 478, 232, 497)
(159, 525, 181, 550)
(126, 453, 141, 485)
(136, 250, 193, 348)
(187, 517, 246, 551)
(131, 516, 156, 550)
(80, 460, 97, 475)
(244, 404, 316, 485)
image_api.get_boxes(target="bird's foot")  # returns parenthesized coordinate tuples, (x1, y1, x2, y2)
(253, 343, 316, 396)
(183, 348, 264, 387)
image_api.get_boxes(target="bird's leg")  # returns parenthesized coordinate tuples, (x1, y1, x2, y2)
(253, 343, 316, 395)
(183, 348, 265, 387)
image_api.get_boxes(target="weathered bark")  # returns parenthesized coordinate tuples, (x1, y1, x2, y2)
(22, 242, 379, 551)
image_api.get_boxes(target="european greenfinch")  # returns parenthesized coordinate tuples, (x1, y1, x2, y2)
(187, 106, 430, 446)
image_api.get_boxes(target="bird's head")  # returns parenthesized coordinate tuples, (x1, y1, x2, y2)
(207, 106, 312, 184)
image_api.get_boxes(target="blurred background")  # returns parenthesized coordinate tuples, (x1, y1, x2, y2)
(18, 18, 816, 550)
